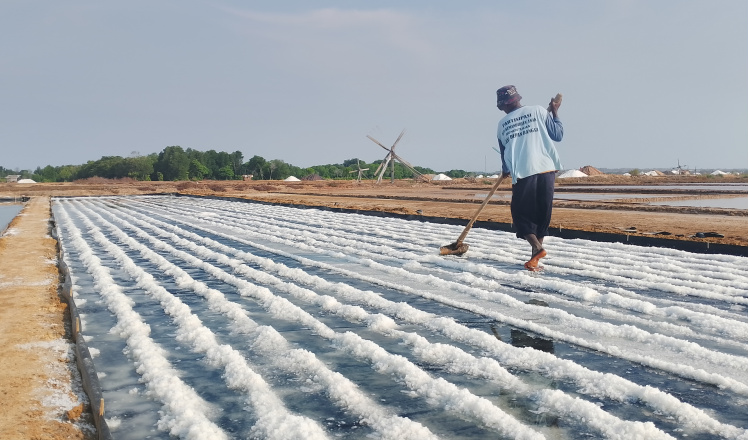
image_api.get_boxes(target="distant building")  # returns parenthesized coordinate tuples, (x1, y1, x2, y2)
(5, 175, 21, 183)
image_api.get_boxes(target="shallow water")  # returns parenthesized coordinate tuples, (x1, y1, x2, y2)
(477, 192, 748, 208)
(0, 204, 23, 232)
(559, 184, 748, 191)
(649, 197, 748, 209)
(52, 196, 748, 440)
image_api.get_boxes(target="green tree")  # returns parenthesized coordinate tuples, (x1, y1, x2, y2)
(342, 158, 363, 168)
(58, 165, 78, 182)
(76, 156, 126, 179)
(154, 146, 190, 181)
(197, 150, 234, 179)
(126, 155, 156, 180)
(189, 159, 210, 181)
(216, 165, 234, 180)
(215, 151, 234, 178)
(37, 165, 58, 182)
(245, 155, 267, 179)
(265, 159, 291, 180)
(230, 150, 244, 176)
(445, 169, 467, 179)
(301, 167, 316, 179)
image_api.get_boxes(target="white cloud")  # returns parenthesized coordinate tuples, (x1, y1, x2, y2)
(223, 7, 436, 62)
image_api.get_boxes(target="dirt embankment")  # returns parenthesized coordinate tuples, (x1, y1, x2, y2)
(0, 175, 747, 247)
(0, 198, 93, 439)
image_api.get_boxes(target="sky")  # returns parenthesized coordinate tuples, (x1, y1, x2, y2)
(1, 0, 747, 174)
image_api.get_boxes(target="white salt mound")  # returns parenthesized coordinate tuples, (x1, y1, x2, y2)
(557, 169, 587, 178)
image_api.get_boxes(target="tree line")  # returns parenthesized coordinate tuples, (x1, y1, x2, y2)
(1, 146, 474, 183)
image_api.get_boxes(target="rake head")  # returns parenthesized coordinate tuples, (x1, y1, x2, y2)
(439, 241, 469, 256)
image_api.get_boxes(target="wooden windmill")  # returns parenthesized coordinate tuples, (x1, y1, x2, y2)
(675, 158, 689, 175)
(348, 160, 369, 182)
(366, 129, 426, 184)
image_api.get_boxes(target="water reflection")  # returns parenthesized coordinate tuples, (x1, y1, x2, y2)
(491, 299, 556, 354)
(492, 314, 561, 429)
(510, 329, 555, 354)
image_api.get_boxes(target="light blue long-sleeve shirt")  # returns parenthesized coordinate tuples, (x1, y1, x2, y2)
(497, 105, 563, 184)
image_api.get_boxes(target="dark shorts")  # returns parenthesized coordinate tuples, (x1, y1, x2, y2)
(510, 172, 555, 239)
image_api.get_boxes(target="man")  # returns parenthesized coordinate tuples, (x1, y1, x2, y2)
(496, 85, 563, 271)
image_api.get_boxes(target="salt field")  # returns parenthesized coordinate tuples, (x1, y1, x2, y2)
(52, 195, 748, 440)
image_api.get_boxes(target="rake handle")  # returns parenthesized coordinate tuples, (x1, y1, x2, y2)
(455, 176, 507, 244)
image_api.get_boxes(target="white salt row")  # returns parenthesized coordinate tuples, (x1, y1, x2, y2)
(55, 204, 229, 440)
(140, 198, 747, 390)
(118, 197, 746, 439)
(184, 195, 747, 282)
(77, 200, 440, 440)
(80, 199, 548, 440)
(142, 196, 748, 337)
(216, 199, 748, 337)
(144, 196, 746, 333)
(102, 199, 675, 439)
(64, 200, 330, 440)
(419, 265, 746, 346)
(168, 197, 748, 308)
